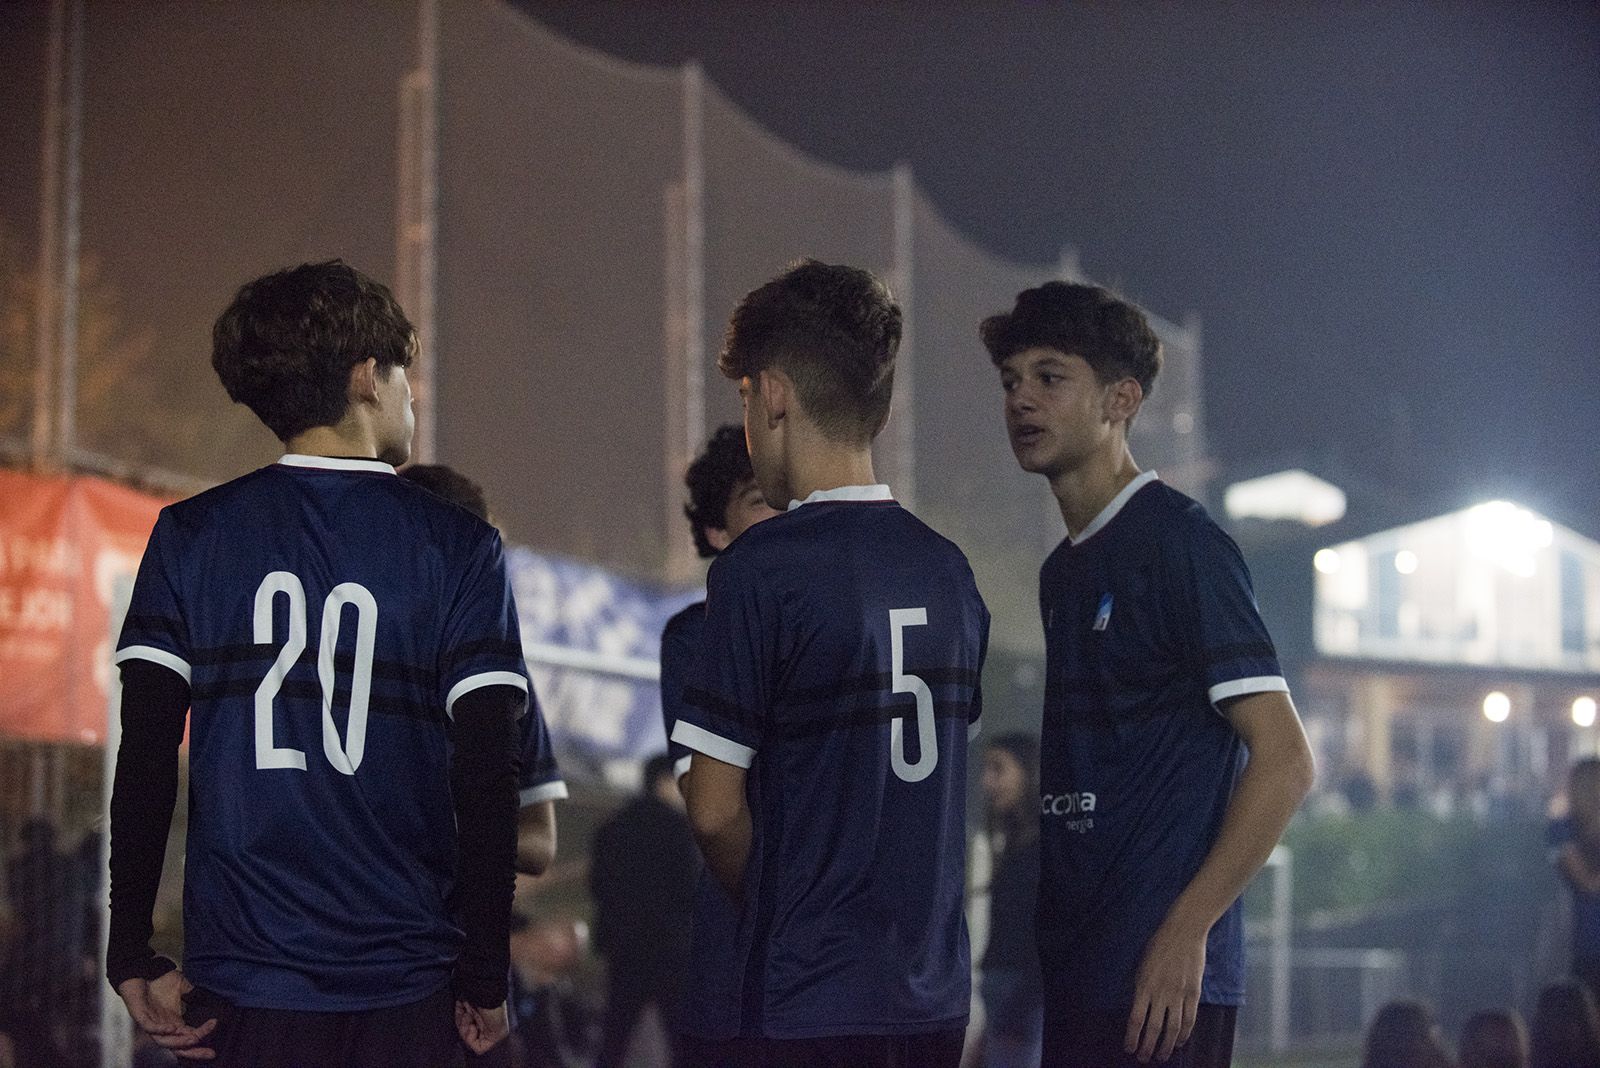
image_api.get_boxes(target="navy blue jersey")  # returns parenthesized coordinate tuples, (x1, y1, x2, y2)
(519, 689, 566, 806)
(671, 486, 989, 1040)
(660, 601, 705, 779)
(114, 455, 530, 1011)
(1036, 472, 1286, 1010)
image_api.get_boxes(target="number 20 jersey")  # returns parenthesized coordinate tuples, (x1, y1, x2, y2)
(671, 489, 990, 1039)
(114, 455, 531, 1011)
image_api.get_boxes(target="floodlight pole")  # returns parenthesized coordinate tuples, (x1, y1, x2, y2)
(33, 0, 83, 470)
(890, 162, 915, 510)
(397, 0, 439, 464)
(662, 62, 706, 585)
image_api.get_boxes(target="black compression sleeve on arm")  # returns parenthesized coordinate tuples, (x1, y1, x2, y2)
(449, 685, 523, 1008)
(106, 659, 188, 990)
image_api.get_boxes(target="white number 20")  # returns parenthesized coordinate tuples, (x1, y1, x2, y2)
(253, 571, 377, 775)
(889, 607, 937, 783)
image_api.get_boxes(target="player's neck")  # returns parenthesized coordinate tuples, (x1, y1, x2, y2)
(784, 438, 879, 505)
(1050, 446, 1141, 540)
(285, 423, 382, 462)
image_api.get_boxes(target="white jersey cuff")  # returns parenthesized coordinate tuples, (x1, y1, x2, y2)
(518, 781, 568, 806)
(1208, 675, 1290, 708)
(671, 720, 756, 769)
(445, 671, 530, 719)
(114, 645, 192, 685)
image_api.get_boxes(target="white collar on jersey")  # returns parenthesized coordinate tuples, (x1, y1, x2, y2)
(276, 453, 397, 475)
(786, 483, 895, 511)
(1070, 469, 1159, 545)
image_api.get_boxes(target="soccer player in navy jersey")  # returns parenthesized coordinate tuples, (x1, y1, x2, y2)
(670, 261, 990, 1068)
(983, 282, 1316, 1067)
(400, 463, 568, 877)
(108, 262, 524, 1066)
(660, 424, 780, 781)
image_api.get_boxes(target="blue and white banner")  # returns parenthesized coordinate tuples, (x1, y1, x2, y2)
(506, 546, 699, 786)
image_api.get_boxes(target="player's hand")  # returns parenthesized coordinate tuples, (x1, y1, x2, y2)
(1124, 912, 1207, 1063)
(117, 970, 217, 1060)
(455, 999, 510, 1054)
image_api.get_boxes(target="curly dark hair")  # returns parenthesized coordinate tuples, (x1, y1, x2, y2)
(211, 260, 414, 442)
(719, 260, 901, 445)
(980, 281, 1161, 402)
(400, 464, 489, 521)
(682, 425, 754, 559)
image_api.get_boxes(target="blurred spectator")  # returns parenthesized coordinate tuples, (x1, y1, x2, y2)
(1460, 1009, 1528, 1068)
(589, 753, 698, 1068)
(1530, 981, 1600, 1068)
(978, 733, 1042, 1068)
(1, 818, 79, 1068)
(1343, 773, 1379, 814)
(507, 915, 596, 1067)
(1556, 759, 1600, 1000)
(1362, 999, 1454, 1068)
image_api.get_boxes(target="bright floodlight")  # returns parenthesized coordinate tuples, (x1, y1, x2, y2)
(1224, 470, 1347, 527)
(1394, 550, 1418, 575)
(1465, 500, 1555, 578)
(1314, 549, 1341, 575)
(1483, 691, 1511, 723)
(1575, 697, 1598, 728)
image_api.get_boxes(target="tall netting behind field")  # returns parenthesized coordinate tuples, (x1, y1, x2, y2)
(437, 2, 683, 576)
(906, 194, 1058, 653)
(61, 2, 414, 484)
(13, 0, 1207, 607)
(697, 82, 898, 536)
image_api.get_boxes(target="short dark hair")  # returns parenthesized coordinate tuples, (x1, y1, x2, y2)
(1363, 999, 1453, 1068)
(683, 425, 755, 559)
(719, 260, 901, 444)
(400, 464, 489, 521)
(212, 260, 414, 442)
(980, 281, 1161, 401)
(1532, 982, 1600, 1068)
(1459, 1009, 1527, 1068)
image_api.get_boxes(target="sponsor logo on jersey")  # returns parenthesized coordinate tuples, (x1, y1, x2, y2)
(1093, 592, 1113, 631)
(1042, 791, 1098, 834)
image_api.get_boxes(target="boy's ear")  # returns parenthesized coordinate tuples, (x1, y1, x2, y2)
(757, 368, 791, 428)
(349, 357, 380, 403)
(705, 525, 733, 552)
(1105, 376, 1144, 425)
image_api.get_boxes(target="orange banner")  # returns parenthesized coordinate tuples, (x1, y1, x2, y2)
(0, 468, 173, 745)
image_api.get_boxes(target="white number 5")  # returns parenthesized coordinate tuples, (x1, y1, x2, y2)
(889, 607, 937, 783)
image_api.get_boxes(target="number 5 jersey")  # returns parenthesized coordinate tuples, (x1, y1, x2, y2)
(669, 485, 990, 1040)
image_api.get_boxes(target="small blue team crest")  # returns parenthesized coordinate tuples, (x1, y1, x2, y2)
(1093, 592, 1114, 631)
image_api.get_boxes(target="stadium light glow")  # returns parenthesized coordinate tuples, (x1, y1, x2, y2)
(1575, 696, 1598, 729)
(1313, 549, 1341, 575)
(1465, 501, 1555, 578)
(1483, 691, 1511, 723)
(1224, 469, 1347, 527)
(1394, 550, 1418, 575)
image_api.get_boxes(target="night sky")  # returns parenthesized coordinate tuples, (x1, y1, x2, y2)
(520, 1, 1600, 536)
